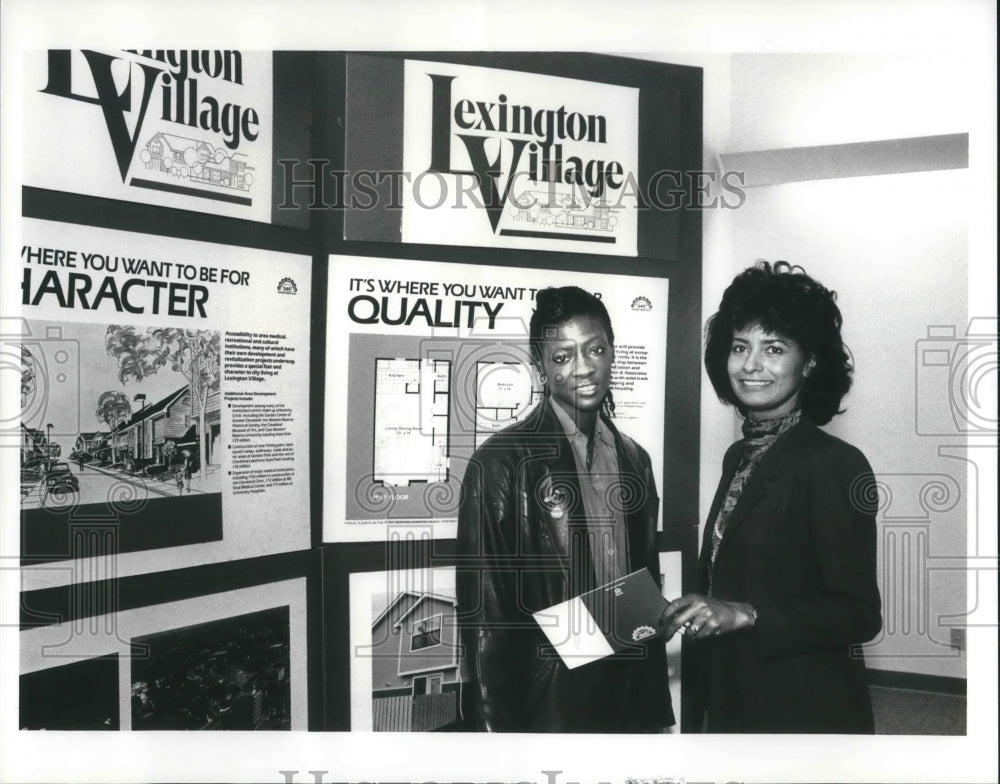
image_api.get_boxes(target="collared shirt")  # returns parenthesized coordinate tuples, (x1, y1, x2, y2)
(549, 398, 629, 590)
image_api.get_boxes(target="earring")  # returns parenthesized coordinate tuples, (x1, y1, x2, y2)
(539, 373, 547, 384)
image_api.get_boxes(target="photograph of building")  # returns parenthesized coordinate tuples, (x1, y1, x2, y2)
(369, 587, 465, 732)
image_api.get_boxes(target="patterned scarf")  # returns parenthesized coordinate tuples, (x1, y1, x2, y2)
(708, 409, 802, 595)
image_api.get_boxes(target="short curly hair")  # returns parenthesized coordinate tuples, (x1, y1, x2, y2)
(530, 286, 616, 418)
(704, 261, 853, 425)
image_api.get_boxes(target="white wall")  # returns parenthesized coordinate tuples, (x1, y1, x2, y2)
(723, 53, 974, 678)
(637, 52, 977, 678)
(728, 54, 973, 150)
(729, 170, 968, 678)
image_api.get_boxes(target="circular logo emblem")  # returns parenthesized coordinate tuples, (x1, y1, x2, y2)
(631, 625, 656, 641)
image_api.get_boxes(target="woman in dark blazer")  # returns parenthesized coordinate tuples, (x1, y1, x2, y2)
(662, 261, 882, 733)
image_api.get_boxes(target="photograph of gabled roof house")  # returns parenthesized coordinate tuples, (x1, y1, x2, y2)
(369, 589, 465, 732)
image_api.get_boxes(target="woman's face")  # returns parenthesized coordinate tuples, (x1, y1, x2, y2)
(727, 323, 812, 421)
(538, 314, 614, 416)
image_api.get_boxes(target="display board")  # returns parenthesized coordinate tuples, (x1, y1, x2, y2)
(15, 218, 311, 578)
(398, 58, 640, 255)
(8, 50, 703, 762)
(323, 254, 670, 542)
(342, 52, 702, 262)
(19, 577, 309, 730)
(23, 50, 275, 223)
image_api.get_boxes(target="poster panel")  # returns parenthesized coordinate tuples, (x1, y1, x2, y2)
(23, 50, 273, 223)
(323, 254, 668, 543)
(19, 578, 308, 730)
(11, 218, 310, 582)
(401, 59, 640, 255)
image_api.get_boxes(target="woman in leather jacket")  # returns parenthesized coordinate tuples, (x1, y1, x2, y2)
(457, 286, 674, 733)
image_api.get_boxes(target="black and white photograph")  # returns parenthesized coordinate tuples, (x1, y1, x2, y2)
(349, 567, 462, 731)
(1, 3, 996, 784)
(349, 557, 683, 734)
(130, 605, 291, 731)
(367, 575, 465, 732)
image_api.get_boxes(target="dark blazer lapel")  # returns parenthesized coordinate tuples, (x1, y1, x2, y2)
(711, 419, 815, 556)
(699, 443, 739, 578)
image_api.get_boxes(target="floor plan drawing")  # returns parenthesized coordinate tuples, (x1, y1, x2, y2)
(474, 361, 542, 449)
(373, 358, 452, 486)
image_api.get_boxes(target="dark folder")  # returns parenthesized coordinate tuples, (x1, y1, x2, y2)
(533, 568, 668, 669)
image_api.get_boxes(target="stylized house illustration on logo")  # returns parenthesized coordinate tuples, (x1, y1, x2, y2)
(507, 191, 619, 234)
(370, 590, 465, 731)
(141, 132, 254, 193)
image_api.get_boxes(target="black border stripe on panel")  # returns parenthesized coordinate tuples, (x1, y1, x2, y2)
(130, 177, 253, 205)
(21, 493, 223, 566)
(19, 548, 317, 630)
(22, 186, 317, 257)
(499, 229, 616, 243)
